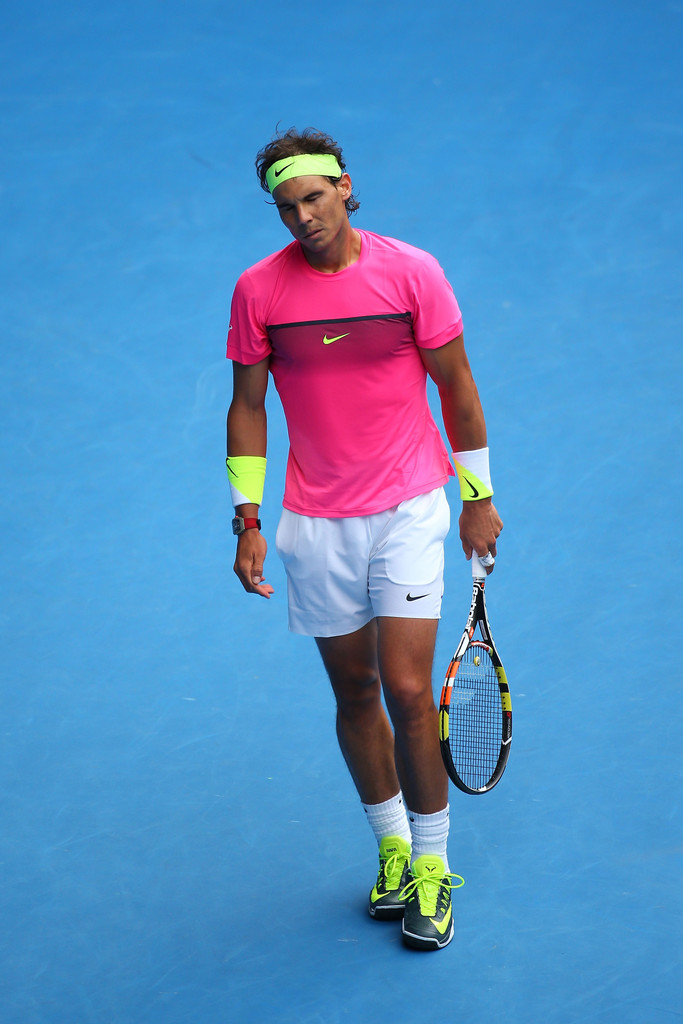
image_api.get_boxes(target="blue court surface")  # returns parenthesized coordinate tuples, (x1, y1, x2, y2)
(1, 1, 681, 1021)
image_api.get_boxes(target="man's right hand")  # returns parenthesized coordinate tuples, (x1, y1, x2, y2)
(233, 530, 274, 598)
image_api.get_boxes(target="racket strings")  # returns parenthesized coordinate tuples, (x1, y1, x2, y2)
(448, 645, 502, 791)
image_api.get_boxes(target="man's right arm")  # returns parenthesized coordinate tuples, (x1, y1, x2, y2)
(227, 358, 274, 598)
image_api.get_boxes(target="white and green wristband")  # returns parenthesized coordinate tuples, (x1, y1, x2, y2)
(226, 455, 267, 508)
(452, 447, 493, 501)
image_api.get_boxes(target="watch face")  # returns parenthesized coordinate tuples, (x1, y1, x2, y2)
(232, 516, 260, 535)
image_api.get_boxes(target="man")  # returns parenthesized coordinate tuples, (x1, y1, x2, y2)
(226, 127, 502, 951)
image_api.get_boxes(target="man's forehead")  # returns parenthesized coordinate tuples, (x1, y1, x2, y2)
(273, 175, 337, 203)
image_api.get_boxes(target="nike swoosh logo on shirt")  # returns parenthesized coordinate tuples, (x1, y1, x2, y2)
(406, 593, 429, 602)
(322, 333, 350, 345)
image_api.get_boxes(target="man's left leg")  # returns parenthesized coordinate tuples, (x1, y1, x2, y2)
(376, 615, 458, 950)
(376, 616, 446, 812)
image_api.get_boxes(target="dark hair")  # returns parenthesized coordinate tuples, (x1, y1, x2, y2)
(255, 126, 360, 215)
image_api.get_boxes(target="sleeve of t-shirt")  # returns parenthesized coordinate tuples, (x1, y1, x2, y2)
(226, 270, 272, 364)
(410, 253, 464, 350)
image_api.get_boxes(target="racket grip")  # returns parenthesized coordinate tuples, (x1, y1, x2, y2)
(471, 553, 486, 579)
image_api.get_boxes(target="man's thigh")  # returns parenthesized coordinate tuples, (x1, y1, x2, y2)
(376, 616, 439, 703)
(315, 619, 380, 700)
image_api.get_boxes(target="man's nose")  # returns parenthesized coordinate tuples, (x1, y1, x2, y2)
(295, 203, 313, 225)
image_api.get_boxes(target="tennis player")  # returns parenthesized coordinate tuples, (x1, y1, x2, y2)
(226, 127, 502, 951)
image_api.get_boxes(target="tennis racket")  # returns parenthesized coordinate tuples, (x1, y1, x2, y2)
(439, 554, 511, 794)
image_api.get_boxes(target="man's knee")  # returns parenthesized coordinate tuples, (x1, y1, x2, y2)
(383, 677, 436, 729)
(330, 663, 382, 716)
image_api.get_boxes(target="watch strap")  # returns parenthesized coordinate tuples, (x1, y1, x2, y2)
(232, 516, 262, 536)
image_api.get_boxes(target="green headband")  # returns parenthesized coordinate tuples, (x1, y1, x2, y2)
(265, 153, 343, 193)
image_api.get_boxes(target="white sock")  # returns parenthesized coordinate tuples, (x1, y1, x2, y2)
(407, 806, 450, 871)
(362, 792, 412, 846)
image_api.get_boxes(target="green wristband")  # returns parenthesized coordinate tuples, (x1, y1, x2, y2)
(226, 455, 266, 507)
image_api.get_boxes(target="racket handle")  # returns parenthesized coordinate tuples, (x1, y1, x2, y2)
(471, 553, 487, 579)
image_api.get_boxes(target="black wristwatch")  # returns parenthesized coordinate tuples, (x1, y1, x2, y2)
(232, 516, 262, 536)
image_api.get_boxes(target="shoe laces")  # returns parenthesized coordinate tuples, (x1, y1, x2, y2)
(379, 850, 409, 889)
(400, 869, 465, 916)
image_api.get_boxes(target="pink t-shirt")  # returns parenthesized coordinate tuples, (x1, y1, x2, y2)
(227, 229, 463, 517)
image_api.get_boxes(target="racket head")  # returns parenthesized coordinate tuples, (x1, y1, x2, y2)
(439, 639, 512, 795)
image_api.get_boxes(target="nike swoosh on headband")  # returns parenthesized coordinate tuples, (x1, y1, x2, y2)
(274, 162, 294, 178)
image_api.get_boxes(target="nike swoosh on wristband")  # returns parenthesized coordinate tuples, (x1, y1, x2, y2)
(466, 478, 479, 498)
(322, 333, 350, 345)
(406, 593, 429, 602)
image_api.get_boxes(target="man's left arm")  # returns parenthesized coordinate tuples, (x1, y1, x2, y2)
(419, 334, 503, 571)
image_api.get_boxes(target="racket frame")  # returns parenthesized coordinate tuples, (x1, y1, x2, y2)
(439, 569, 512, 794)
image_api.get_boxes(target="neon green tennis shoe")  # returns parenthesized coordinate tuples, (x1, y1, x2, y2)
(400, 854, 464, 950)
(368, 835, 412, 920)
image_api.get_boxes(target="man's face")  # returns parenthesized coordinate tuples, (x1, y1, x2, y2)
(272, 173, 352, 258)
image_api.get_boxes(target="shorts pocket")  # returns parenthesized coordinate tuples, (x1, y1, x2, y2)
(379, 489, 450, 586)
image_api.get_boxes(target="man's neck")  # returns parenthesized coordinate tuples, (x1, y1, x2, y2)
(302, 227, 362, 274)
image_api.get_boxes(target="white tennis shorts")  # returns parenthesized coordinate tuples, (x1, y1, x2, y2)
(274, 487, 450, 637)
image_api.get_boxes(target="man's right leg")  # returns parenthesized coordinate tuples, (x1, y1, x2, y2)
(315, 621, 412, 919)
(315, 620, 398, 805)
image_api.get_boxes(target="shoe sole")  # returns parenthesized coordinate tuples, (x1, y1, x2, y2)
(401, 918, 454, 951)
(368, 902, 406, 920)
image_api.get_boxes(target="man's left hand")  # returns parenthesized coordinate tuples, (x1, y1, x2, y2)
(459, 498, 503, 574)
